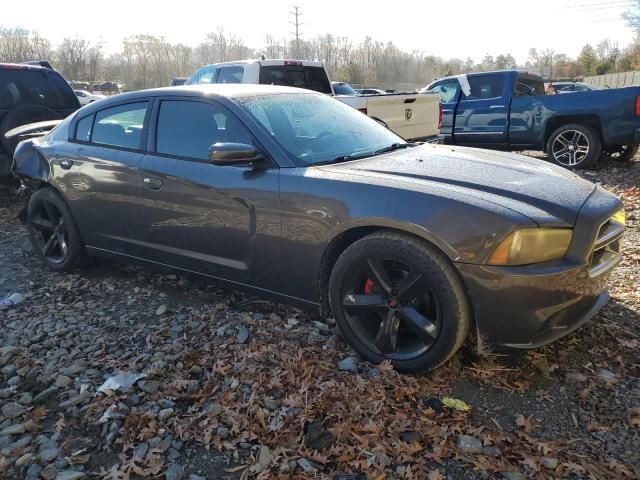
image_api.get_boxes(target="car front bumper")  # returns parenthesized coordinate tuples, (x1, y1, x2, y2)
(457, 187, 624, 350)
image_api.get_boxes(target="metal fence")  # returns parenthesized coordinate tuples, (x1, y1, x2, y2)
(583, 71, 640, 88)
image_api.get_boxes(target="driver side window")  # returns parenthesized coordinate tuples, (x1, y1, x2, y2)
(155, 100, 254, 161)
(429, 80, 460, 103)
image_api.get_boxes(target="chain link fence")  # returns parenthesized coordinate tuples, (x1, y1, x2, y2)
(583, 71, 640, 89)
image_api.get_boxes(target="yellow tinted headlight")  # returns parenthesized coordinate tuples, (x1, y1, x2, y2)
(488, 228, 573, 266)
(611, 209, 625, 226)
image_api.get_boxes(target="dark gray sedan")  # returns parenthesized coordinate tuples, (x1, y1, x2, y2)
(12, 84, 625, 372)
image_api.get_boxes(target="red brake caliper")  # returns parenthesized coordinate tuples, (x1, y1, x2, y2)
(364, 278, 375, 295)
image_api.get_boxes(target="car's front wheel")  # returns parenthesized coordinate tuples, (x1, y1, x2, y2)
(546, 123, 601, 169)
(329, 231, 471, 372)
(26, 187, 85, 272)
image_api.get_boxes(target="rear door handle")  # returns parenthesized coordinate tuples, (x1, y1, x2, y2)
(143, 177, 163, 190)
(489, 105, 504, 109)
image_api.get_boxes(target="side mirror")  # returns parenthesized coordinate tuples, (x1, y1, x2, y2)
(208, 142, 264, 166)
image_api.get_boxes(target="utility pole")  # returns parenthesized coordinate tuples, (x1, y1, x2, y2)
(290, 6, 302, 58)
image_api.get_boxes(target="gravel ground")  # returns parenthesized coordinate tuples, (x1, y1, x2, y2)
(0, 156, 639, 480)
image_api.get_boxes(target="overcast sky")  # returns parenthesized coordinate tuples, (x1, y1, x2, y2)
(1, 0, 636, 63)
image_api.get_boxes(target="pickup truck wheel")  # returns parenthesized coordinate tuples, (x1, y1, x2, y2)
(328, 231, 471, 373)
(547, 124, 601, 170)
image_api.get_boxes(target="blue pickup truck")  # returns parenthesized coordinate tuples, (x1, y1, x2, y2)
(425, 70, 640, 169)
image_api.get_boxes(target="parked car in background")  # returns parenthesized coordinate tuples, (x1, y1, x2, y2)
(11, 84, 624, 372)
(356, 88, 388, 95)
(170, 77, 188, 87)
(425, 70, 640, 169)
(551, 81, 594, 93)
(0, 62, 80, 175)
(74, 90, 105, 106)
(187, 59, 441, 142)
(331, 81, 357, 95)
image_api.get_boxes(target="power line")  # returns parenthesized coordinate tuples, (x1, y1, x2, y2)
(290, 6, 303, 58)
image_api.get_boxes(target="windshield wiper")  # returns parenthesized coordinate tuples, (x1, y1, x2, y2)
(313, 153, 372, 166)
(373, 142, 417, 155)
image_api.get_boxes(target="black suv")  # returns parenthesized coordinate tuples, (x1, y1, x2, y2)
(1, 63, 80, 175)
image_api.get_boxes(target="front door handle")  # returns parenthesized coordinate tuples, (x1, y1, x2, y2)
(143, 177, 163, 190)
(489, 105, 504, 109)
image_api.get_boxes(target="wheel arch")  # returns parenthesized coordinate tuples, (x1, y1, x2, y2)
(317, 222, 463, 318)
(543, 114, 603, 148)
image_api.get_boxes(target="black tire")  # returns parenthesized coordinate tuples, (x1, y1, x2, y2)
(26, 187, 85, 272)
(328, 231, 471, 373)
(0, 105, 61, 154)
(546, 123, 601, 170)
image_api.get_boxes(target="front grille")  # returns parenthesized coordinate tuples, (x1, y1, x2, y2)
(589, 217, 624, 277)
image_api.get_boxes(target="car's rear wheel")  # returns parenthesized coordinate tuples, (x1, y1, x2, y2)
(329, 231, 471, 372)
(546, 123, 601, 169)
(26, 187, 85, 272)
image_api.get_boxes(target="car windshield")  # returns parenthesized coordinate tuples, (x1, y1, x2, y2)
(236, 93, 406, 167)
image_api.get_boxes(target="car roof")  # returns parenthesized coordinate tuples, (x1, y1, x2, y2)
(195, 58, 325, 69)
(0, 62, 53, 72)
(85, 84, 313, 105)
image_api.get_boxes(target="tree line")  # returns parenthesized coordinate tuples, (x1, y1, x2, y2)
(0, 25, 638, 90)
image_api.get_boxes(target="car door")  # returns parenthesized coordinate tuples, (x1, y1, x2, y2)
(453, 73, 508, 145)
(426, 79, 461, 141)
(137, 97, 281, 287)
(58, 100, 151, 254)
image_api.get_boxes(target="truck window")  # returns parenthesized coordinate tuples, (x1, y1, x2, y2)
(514, 76, 545, 97)
(464, 75, 504, 100)
(190, 66, 217, 85)
(259, 66, 332, 94)
(216, 66, 244, 84)
(0, 70, 78, 109)
(429, 80, 460, 103)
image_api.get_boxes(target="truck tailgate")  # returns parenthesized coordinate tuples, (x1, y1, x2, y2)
(365, 93, 440, 141)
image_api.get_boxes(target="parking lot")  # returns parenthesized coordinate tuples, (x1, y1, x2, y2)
(0, 156, 639, 479)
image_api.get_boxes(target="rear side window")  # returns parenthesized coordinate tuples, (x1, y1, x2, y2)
(156, 100, 254, 161)
(216, 66, 244, 84)
(75, 114, 94, 142)
(514, 76, 545, 97)
(259, 66, 332, 94)
(0, 69, 78, 109)
(92, 102, 148, 149)
(464, 75, 505, 100)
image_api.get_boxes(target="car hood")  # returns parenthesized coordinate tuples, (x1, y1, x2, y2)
(317, 144, 596, 226)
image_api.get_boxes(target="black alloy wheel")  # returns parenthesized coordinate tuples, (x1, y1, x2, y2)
(27, 187, 85, 271)
(329, 231, 471, 372)
(340, 255, 441, 361)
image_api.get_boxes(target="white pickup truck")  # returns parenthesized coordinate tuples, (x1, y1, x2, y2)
(186, 59, 442, 142)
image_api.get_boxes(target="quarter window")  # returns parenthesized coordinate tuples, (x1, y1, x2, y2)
(156, 100, 254, 161)
(75, 114, 94, 142)
(91, 102, 148, 149)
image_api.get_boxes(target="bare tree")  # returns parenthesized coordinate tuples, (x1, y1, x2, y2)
(58, 37, 90, 80)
